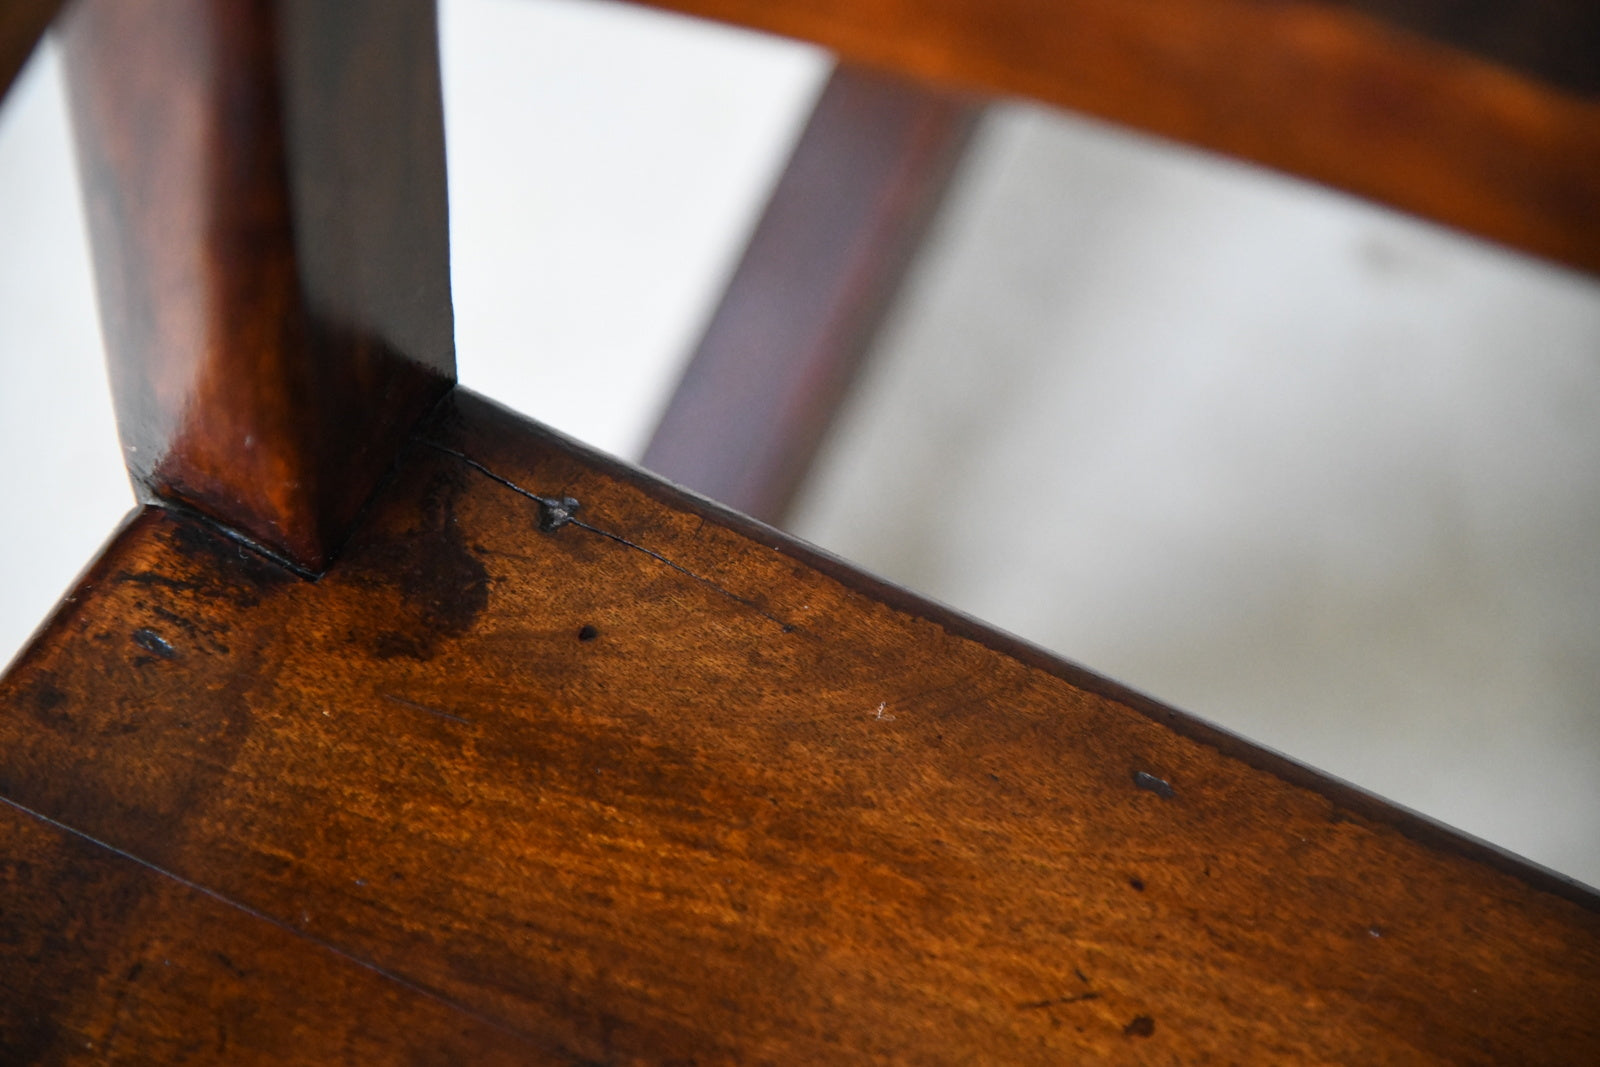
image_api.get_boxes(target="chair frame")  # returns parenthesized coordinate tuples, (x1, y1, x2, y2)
(1, 0, 1596, 1060)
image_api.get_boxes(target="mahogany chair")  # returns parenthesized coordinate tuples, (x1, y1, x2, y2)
(2, 0, 1596, 1061)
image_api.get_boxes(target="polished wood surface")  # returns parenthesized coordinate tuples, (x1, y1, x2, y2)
(645, 65, 979, 524)
(0, 802, 531, 1063)
(630, 0, 1600, 275)
(4, 388, 1596, 1062)
(9, 0, 1600, 1059)
(0, 0, 61, 101)
(59, 0, 455, 573)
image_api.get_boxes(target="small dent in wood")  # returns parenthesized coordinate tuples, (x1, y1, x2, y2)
(578, 624, 599, 642)
(1123, 1015, 1156, 1038)
(24, 677, 72, 731)
(537, 496, 581, 532)
(1133, 771, 1174, 799)
(131, 628, 177, 659)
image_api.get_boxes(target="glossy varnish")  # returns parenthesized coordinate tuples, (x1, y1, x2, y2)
(60, 0, 455, 572)
(634, 0, 1600, 275)
(2, 390, 1596, 1062)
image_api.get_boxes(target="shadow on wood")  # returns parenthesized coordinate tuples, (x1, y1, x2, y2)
(3, 388, 1595, 1061)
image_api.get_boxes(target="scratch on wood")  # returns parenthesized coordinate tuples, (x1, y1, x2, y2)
(383, 693, 472, 725)
(420, 440, 795, 633)
(1018, 992, 1101, 1010)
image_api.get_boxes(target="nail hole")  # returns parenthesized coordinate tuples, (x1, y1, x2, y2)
(577, 624, 599, 642)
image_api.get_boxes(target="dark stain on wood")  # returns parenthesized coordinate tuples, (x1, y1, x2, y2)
(2, 387, 1596, 1061)
(397, 466, 489, 645)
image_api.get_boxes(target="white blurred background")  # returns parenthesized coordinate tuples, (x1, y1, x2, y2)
(2, 0, 1597, 885)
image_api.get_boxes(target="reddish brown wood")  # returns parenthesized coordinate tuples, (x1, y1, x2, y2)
(644, 65, 979, 524)
(0, 801, 534, 1062)
(0, 0, 61, 101)
(59, 0, 455, 573)
(2, 387, 1596, 1061)
(9, 1, 1600, 1056)
(629, 0, 1600, 274)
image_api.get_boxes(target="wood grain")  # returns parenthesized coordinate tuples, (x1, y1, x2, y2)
(628, 0, 1600, 274)
(645, 65, 979, 524)
(0, 800, 535, 1062)
(59, 0, 455, 573)
(3, 387, 1595, 1062)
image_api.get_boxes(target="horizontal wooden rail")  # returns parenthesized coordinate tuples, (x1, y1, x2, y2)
(629, 0, 1600, 274)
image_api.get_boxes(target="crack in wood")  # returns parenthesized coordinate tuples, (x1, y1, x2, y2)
(0, 792, 544, 1049)
(419, 440, 795, 633)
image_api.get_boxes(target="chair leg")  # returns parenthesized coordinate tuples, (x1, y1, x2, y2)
(59, 0, 455, 573)
(642, 63, 980, 525)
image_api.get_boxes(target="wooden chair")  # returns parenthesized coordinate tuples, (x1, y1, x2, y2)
(2, 0, 1596, 1061)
